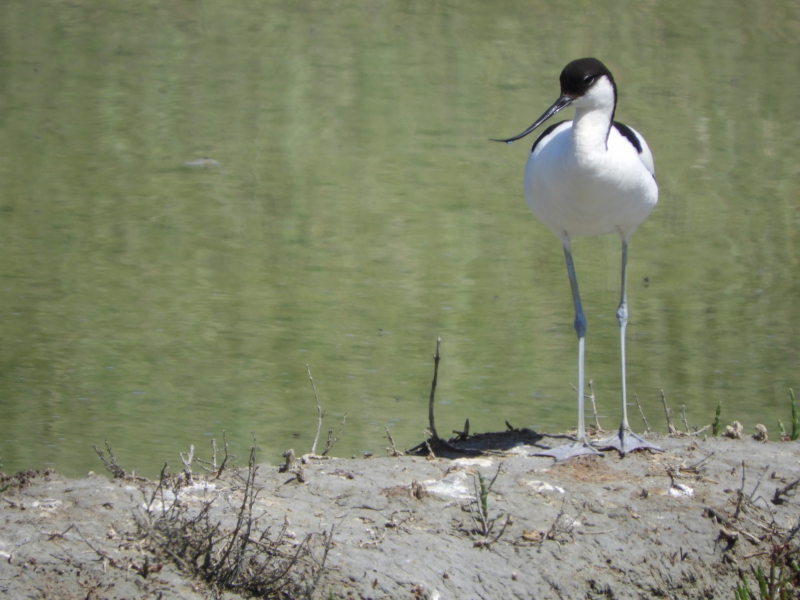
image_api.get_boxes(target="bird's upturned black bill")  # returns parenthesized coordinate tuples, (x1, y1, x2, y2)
(491, 95, 574, 144)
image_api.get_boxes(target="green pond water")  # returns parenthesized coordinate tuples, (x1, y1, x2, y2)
(1, 1, 798, 477)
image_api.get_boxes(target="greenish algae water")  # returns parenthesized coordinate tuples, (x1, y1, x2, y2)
(0, 1, 798, 476)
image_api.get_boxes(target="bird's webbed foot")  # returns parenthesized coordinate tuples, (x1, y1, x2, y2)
(595, 429, 663, 457)
(533, 440, 603, 462)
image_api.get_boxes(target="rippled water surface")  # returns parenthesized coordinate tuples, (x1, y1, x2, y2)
(1, 1, 798, 476)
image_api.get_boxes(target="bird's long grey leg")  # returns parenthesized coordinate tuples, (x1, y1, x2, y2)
(597, 237, 662, 456)
(534, 239, 600, 460)
(564, 240, 588, 443)
(618, 239, 630, 432)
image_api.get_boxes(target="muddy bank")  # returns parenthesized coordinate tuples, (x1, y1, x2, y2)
(0, 434, 798, 599)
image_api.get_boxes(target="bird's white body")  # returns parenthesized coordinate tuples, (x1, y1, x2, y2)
(525, 121, 657, 240)
(524, 79, 657, 242)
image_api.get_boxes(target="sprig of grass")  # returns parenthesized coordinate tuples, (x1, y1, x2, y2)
(791, 389, 798, 441)
(734, 571, 752, 600)
(736, 563, 800, 600)
(712, 401, 722, 437)
(754, 567, 770, 599)
(478, 472, 489, 521)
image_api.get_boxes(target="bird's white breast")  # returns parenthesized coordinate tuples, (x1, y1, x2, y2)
(523, 122, 658, 241)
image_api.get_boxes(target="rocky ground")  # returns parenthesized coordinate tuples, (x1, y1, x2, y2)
(0, 431, 798, 599)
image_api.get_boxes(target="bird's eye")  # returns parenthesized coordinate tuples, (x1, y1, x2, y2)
(583, 75, 595, 85)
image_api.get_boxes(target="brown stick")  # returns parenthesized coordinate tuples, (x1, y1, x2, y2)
(772, 477, 800, 505)
(179, 444, 194, 481)
(428, 338, 441, 441)
(681, 405, 690, 433)
(588, 380, 603, 432)
(660, 390, 678, 435)
(570, 381, 602, 432)
(634, 393, 651, 433)
(385, 428, 403, 456)
(322, 413, 347, 456)
(216, 431, 230, 478)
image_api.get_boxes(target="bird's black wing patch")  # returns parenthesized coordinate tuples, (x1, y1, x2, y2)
(531, 120, 568, 153)
(613, 121, 642, 153)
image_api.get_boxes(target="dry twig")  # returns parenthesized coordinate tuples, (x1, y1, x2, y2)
(748, 463, 771, 503)
(681, 405, 690, 433)
(193, 432, 234, 478)
(428, 338, 442, 440)
(634, 393, 651, 433)
(322, 413, 347, 456)
(660, 390, 678, 436)
(734, 461, 747, 520)
(138, 445, 332, 597)
(570, 380, 603, 432)
(773, 477, 800, 505)
(93, 440, 127, 479)
(423, 431, 437, 459)
(179, 445, 194, 482)
(385, 428, 404, 457)
(588, 380, 603, 432)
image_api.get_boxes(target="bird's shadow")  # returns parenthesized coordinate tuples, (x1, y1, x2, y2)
(407, 425, 575, 458)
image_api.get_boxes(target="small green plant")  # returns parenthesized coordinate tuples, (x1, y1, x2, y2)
(735, 571, 752, 600)
(754, 567, 770, 599)
(712, 400, 722, 437)
(470, 471, 493, 534)
(736, 562, 799, 599)
(791, 389, 798, 441)
(478, 472, 489, 519)
(467, 464, 510, 548)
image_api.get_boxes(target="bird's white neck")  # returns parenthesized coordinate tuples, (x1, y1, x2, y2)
(569, 76, 616, 160)
(571, 107, 613, 157)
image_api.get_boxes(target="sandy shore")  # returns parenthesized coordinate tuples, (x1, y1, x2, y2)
(0, 432, 798, 599)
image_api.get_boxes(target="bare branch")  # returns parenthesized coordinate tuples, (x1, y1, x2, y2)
(322, 413, 347, 456)
(179, 445, 194, 482)
(428, 338, 442, 441)
(634, 393, 651, 433)
(660, 390, 678, 436)
(93, 440, 126, 479)
(385, 428, 404, 457)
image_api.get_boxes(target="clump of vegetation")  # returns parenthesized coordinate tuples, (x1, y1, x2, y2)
(735, 560, 799, 600)
(93, 440, 132, 479)
(136, 445, 333, 599)
(718, 453, 800, 600)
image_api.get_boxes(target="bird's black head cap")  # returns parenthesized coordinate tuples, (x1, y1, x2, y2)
(559, 57, 615, 98)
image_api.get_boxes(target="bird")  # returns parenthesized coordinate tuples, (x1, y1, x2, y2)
(493, 57, 662, 461)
